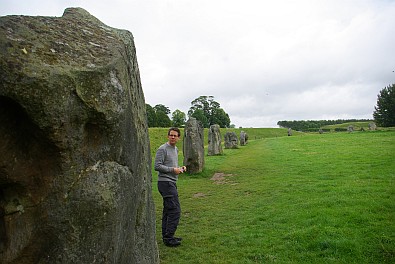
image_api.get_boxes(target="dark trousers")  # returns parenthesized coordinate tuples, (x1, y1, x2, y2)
(158, 181, 181, 239)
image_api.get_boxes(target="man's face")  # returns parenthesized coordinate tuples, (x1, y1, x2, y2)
(168, 130, 180, 146)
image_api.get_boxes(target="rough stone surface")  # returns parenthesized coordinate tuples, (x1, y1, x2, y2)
(208, 124, 223, 156)
(348, 125, 354, 133)
(0, 8, 158, 264)
(288, 128, 292, 136)
(224, 132, 238, 149)
(183, 118, 205, 174)
(239, 131, 248, 146)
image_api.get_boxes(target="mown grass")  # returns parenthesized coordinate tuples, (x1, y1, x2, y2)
(149, 129, 395, 263)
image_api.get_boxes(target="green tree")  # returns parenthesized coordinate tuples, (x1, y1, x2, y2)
(153, 104, 170, 115)
(172, 109, 186, 127)
(211, 107, 231, 128)
(188, 96, 230, 128)
(156, 111, 171, 127)
(154, 104, 171, 127)
(373, 84, 395, 127)
(190, 109, 209, 128)
(146, 104, 157, 127)
(146, 103, 171, 127)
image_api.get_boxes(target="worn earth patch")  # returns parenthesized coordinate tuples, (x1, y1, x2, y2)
(193, 173, 236, 198)
(210, 173, 235, 185)
(193, 192, 206, 198)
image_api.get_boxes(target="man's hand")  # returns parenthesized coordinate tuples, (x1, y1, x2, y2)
(174, 166, 187, 174)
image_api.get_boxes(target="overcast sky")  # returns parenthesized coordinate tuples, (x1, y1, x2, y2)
(1, 0, 394, 127)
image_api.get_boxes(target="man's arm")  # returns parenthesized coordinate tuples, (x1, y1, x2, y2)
(154, 148, 173, 173)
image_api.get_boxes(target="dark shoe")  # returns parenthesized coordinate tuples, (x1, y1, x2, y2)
(163, 238, 181, 247)
(162, 235, 182, 241)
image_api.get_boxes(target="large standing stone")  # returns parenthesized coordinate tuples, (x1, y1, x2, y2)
(224, 132, 239, 149)
(208, 124, 223, 156)
(240, 131, 248, 146)
(0, 8, 158, 264)
(183, 118, 205, 173)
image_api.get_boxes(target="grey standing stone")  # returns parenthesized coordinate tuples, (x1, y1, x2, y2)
(240, 131, 248, 146)
(288, 128, 292, 136)
(368, 122, 377, 131)
(183, 117, 205, 173)
(348, 125, 354, 133)
(224, 132, 239, 149)
(0, 8, 158, 264)
(208, 124, 223, 156)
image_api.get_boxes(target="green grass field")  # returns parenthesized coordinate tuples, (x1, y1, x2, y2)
(149, 128, 395, 263)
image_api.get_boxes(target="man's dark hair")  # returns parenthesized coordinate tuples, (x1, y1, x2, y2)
(168, 127, 181, 137)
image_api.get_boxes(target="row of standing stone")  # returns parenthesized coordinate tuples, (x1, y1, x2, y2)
(183, 119, 379, 174)
(210, 125, 249, 153)
(183, 118, 249, 174)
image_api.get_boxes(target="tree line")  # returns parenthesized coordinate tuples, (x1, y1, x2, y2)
(277, 119, 373, 131)
(146, 95, 231, 128)
(279, 84, 395, 130)
(146, 84, 395, 129)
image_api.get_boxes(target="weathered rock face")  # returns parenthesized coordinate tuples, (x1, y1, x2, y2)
(0, 8, 158, 264)
(239, 131, 248, 146)
(208, 124, 223, 156)
(224, 132, 238, 149)
(183, 118, 205, 173)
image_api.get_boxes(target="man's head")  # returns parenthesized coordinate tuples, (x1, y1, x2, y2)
(167, 127, 181, 146)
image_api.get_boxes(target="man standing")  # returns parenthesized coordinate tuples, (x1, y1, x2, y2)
(154, 127, 186, 247)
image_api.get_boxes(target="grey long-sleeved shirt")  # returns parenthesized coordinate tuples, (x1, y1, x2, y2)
(154, 142, 179, 182)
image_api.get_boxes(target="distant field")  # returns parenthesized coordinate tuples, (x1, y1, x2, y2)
(149, 128, 395, 263)
(321, 121, 388, 131)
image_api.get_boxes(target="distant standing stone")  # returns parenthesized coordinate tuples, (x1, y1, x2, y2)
(224, 131, 239, 149)
(208, 124, 223, 156)
(288, 128, 292, 136)
(183, 117, 205, 173)
(240, 131, 248, 146)
(348, 125, 354, 133)
(368, 122, 377, 131)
